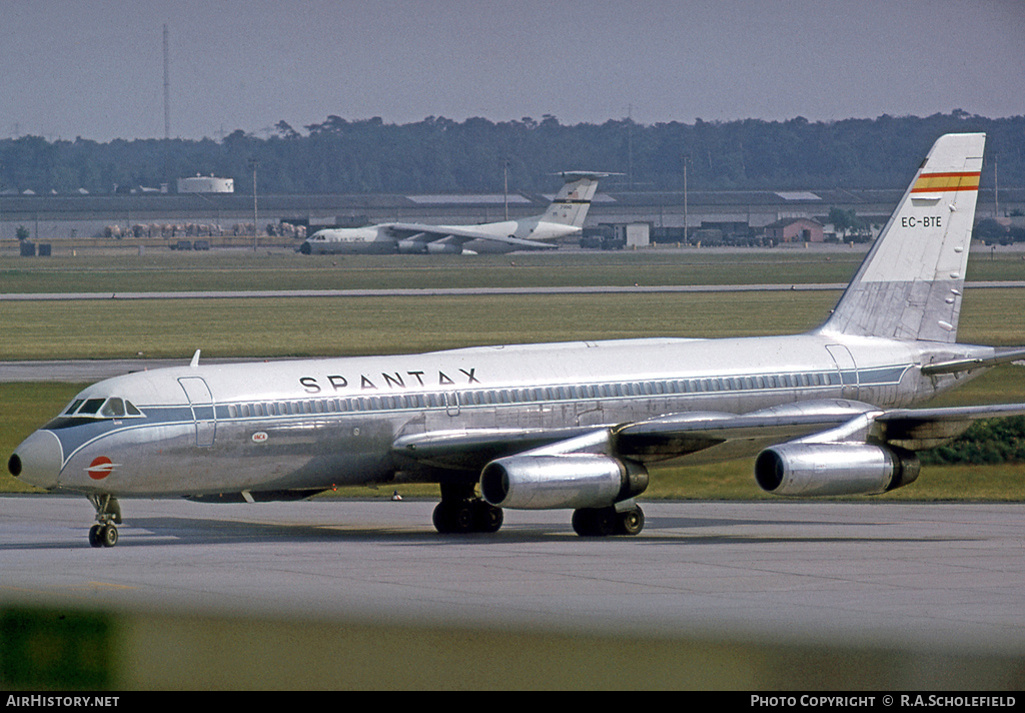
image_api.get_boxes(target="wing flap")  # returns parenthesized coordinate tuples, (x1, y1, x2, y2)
(878, 403, 1025, 449)
(613, 401, 879, 460)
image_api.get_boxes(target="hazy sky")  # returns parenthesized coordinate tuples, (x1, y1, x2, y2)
(3, 0, 1024, 142)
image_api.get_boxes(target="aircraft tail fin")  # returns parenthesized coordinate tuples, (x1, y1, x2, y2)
(539, 172, 609, 227)
(822, 132, 985, 343)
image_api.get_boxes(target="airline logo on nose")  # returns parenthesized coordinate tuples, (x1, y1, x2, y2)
(87, 456, 115, 480)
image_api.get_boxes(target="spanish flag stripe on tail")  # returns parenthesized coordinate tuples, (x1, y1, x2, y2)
(911, 172, 981, 193)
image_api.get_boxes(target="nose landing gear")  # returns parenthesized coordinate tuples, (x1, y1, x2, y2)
(87, 494, 122, 548)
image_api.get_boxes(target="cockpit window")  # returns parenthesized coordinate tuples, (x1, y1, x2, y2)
(64, 399, 85, 415)
(100, 398, 126, 417)
(78, 399, 106, 415)
(62, 397, 144, 419)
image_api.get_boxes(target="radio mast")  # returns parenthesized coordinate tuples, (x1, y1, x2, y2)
(163, 24, 171, 140)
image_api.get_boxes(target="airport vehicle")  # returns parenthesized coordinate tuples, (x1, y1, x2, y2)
(9, 133, 1025, 547)
(299, 171, 609, 255)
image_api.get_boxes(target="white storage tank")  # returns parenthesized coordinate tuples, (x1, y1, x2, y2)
(177, 175, 234, 193)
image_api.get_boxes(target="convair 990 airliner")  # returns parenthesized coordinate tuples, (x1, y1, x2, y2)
(9, 133, 1025, 547)
(299, 171, 607, 255)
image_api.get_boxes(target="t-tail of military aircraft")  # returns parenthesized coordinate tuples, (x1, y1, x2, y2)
(299, 171, 610, 255)
(9, 133, 1025, 546)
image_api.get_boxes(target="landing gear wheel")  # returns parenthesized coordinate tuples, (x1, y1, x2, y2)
(473, 500, 504, 533)
(615, 506, 645, 536)
(572, 505, 645, 537)
(102, 524, 119, 548)
(433, 498, 504, 534)
(572, 507, 617, 537)
(88, 524, 119, 548)
(432, 501, 461, 534)
(87, 494, 123, 548)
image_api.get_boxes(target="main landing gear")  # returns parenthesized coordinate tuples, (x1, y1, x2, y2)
(572, 504, 645, 537)
(87, 494, 122, 548)
(432, 483, 646, 537)
(433, 483, 504, 534)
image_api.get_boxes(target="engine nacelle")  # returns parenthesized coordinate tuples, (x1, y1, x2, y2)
(396, 240, 428, 254)
(426, 242, 463, 255)
(754, 443, 920, 497)
(480, 454, 648, 510)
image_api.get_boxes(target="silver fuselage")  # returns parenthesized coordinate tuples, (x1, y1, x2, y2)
(303, 220, 580, 255)
(31, 330, 991, 498)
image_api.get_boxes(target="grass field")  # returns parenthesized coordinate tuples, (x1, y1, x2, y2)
(1, 247, 1023, 293)
(2, 248, 1023, 499)
(2, 288, 1023, 360)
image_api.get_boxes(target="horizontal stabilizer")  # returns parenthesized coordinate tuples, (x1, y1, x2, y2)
(552, 171, 621, 181)
(921, 346, 1025, 375)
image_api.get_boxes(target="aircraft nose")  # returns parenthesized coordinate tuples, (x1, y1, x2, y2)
(8, 430, 62, 490)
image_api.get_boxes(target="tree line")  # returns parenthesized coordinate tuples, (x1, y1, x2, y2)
(1, 111, 1022, 196)
(921, 417, 1025, 466)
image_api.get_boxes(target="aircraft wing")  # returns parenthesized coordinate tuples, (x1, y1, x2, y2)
(384, 222, 559, 250)
(393, 399, 1025, 472)
(617, 401, 1025, 456)
(393, 426, 597, 471)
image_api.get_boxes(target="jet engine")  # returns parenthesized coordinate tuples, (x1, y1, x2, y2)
(426, 242, 464, 255)
(480, 454, 648, 510)
(396, 239, 428, 254)
(754, 442, 920, 497)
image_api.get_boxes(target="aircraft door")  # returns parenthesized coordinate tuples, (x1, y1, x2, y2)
(178, 377, 217, 447)
(445, 391, 460, 417)
(825, 345, 859, 400)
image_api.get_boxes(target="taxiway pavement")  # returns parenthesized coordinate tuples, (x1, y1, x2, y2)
(2, 496, 1024, 657)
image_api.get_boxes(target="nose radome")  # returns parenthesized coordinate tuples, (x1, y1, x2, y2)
(8, 430, 62, 490)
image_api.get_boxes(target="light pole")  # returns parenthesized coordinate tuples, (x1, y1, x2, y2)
(682, 153, 690, 243)
(503, 160, 510, 221)
(249, 159, 259, 251)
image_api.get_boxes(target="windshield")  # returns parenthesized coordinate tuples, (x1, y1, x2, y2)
(63, 397, 143, 419)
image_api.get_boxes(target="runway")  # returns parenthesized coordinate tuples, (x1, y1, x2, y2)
(4, 496, 1025, 687)
(1, 281, 1023, 301)
(4, 495, 1025, 648)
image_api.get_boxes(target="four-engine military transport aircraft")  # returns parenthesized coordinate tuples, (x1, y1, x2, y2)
(299, 171, 609, 255)
(9, 133, 1025, 547)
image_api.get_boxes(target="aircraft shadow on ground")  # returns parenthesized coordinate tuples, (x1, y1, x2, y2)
(0, 513, 974, 550)
(32, 515, 578, 548)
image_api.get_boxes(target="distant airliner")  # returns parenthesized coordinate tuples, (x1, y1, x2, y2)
(9, 133, 1025, 547)
(299, 171, 609, 255)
